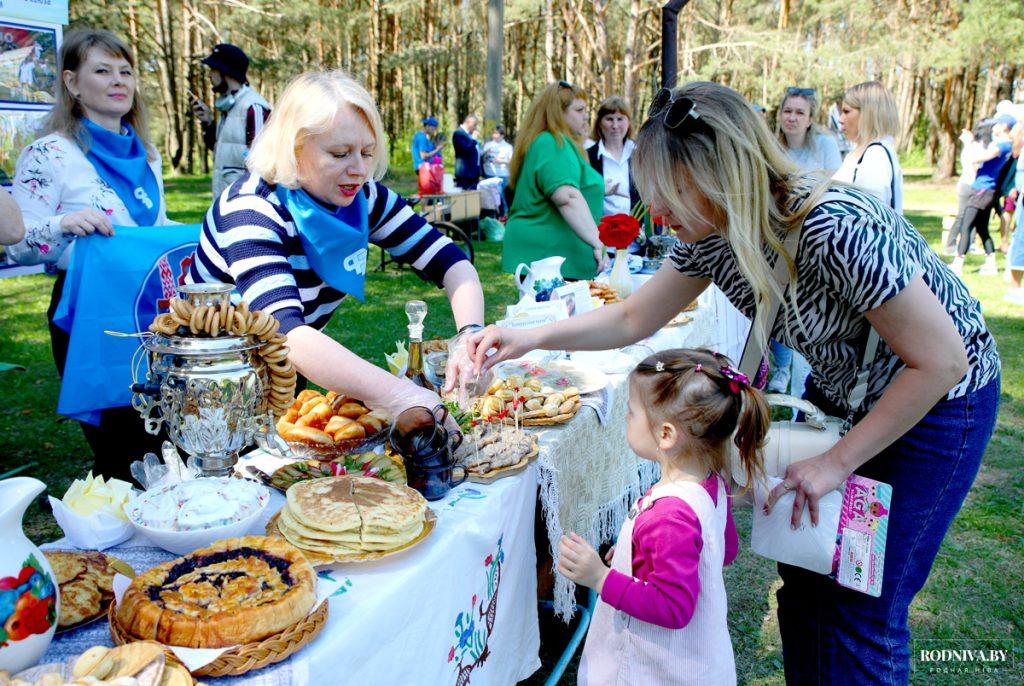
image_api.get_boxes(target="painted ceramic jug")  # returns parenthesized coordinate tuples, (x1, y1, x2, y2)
(513, 256, 566, 302)
(0, 478, 59, 674)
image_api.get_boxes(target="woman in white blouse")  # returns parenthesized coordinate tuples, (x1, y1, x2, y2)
(9, 28, 171, 476)
(586, 96, 639, 218)
(833, 81, 904, 214)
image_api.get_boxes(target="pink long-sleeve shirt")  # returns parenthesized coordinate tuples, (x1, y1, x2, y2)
(600, 473, 738, 629)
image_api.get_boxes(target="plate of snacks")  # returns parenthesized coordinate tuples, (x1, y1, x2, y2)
(588, 280, 622, 306)
(266, 452, 406, 492)
(454, 423, 539, 483)
(275, 390, 390, 457)
(43, 550, 134, 633)
(473, 374, 582, 426)
(267, 476, 436, 565)
(12, 641, 197, 685)
(124, 477, 270, 555)
(493, 359, 607, 395)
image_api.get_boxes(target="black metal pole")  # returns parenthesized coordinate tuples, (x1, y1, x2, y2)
(661, 0, 691, 90)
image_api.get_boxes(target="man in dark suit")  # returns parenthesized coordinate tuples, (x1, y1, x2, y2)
(452, 114, 482, 190)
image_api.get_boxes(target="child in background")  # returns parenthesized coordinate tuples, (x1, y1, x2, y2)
(558, 348, 770, 685)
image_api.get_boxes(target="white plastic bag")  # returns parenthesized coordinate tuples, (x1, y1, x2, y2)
(750, 476, 842, 574)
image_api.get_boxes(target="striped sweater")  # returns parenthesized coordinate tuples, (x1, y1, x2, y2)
(188, 173, 468, 333)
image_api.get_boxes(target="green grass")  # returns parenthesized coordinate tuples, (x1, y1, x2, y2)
(1, 174, 1021, 684)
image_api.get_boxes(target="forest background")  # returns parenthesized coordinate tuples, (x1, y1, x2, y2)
(69, 0, 1024, 180)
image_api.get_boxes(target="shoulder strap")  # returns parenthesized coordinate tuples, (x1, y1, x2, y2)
(738, 189, 880, 413)
(587, 144, 602, 174)
(852, 141, 897, 211)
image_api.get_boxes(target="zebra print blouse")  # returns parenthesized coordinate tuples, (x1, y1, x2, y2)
(670, 184, 1000, 414)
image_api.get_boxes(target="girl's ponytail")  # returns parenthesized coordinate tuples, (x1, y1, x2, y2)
(733, 385, 770, 489)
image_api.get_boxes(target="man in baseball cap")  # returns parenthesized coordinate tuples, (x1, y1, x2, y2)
(192, 43, 271, 198)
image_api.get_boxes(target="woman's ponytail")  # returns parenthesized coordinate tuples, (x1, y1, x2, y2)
(733, 385, 770, 489)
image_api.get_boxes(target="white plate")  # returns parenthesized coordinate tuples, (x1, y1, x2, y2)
(568, 350, 630, 375)
(494, 359, 608, 395)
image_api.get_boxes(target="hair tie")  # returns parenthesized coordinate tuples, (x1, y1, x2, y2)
(694, 363, 702, 373)
(655, 361, 665, 372)
(719, 364, 749, 395)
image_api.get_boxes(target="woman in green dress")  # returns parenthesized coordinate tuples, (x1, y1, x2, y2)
(502, 81, 609, 280)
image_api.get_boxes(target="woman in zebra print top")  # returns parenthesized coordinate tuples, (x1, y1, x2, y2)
(469, 81, 1000, 685)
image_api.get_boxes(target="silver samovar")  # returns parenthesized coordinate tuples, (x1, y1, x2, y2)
(132, 284, 275, 476)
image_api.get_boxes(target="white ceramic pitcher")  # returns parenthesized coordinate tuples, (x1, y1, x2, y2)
(0, 477, 59, 674)
(513, 256, 566, 301)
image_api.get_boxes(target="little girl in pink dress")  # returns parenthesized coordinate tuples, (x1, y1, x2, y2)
(559, 348, 770, 685)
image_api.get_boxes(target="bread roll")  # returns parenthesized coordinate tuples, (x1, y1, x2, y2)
(296, 402, 332, 429)
(283, 425, 334, 447)
(335, 402, 367, 419)
(332, 422, 366, 442)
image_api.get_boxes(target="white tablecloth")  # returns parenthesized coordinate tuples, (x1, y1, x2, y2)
(43, 462, 541, 685)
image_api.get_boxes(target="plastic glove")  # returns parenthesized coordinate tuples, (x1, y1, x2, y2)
(372, 377, 460, 435)
(443, 330, 480, 405)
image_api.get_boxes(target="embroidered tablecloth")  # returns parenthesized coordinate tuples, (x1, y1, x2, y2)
(43, 462, 541, 685)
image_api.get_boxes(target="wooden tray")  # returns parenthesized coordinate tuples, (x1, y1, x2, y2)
(266, 507, 437, 567)
(109, 598, 328, 677)
(466, 441, 539, 484)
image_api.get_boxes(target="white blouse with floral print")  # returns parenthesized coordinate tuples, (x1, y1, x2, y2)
(8, 132, 172, 270)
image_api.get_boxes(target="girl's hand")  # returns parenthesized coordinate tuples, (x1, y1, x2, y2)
(60, 209, 114, 237)
(558, 532, 610, 592)
(593, 245, 610, 272)
(763, 452, 851, 528)
(603, 546, 615, 564)
(466, 325, 537, 376)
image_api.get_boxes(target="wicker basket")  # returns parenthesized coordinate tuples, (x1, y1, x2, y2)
(108, 599, 328, 677)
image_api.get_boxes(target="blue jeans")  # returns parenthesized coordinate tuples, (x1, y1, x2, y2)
(777, 376, 1000, 685)
(768, 340, 811, 402)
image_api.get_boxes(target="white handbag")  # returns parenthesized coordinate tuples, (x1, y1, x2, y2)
(729, 191, 880, 489)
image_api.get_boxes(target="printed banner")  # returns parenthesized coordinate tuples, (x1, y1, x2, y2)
(0, 20, 59, 105)
(0, 0, 68, 26)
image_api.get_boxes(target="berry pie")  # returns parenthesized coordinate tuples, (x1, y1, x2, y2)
(116, 536, 316, 647)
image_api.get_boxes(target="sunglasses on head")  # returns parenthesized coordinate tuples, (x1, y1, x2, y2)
(786, 87, 817, 97)
(648, 87, 703, 132)
(558, 80, 574, 90)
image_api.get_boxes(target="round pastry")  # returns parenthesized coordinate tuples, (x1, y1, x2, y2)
(116, 535, 316, 648)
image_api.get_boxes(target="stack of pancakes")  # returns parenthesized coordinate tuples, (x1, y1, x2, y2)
(277, 476, 427, 556)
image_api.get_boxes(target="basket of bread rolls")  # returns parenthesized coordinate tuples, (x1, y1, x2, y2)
(275, 390, 391, 458)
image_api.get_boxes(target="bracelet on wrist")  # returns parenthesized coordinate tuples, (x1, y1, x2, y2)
(457, 323, 484, 336)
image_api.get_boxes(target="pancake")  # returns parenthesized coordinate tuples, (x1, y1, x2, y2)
(277, 476, 427, 556)
(60, 578, 104, 626)
(278, 506, 362, 543)
(47, 552, 86, 585)
(286, 476, 360, 533)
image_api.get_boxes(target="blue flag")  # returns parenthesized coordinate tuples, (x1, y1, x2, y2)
(54, 225, 201, 425)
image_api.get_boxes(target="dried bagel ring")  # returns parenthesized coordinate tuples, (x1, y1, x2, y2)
(224, 305, 236, 333)
(262, 349, 290, 365)
(257, 316, 280, 339)
(260, 342, 284, 358)
(229, 309, 245, 336)
(203, 306, 218, 336)
(170, 297, 193, 321)
(248, 310, 268, 335)
(269, 359, 296, 376)
(236, 300, 249, 319)
(189, 306, 205, 335)
(267, 332, 288, 346)
(218, 298, 230, 325)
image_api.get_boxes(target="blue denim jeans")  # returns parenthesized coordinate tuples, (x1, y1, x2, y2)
(777, 376, 1001, 685)
(768, 340, 811, 403)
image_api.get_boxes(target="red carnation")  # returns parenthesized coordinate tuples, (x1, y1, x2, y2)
(598, 214, 641, 250)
